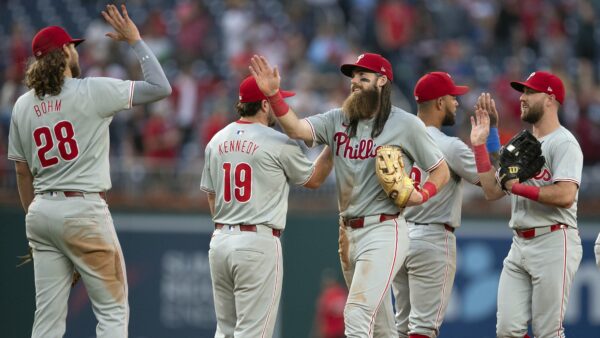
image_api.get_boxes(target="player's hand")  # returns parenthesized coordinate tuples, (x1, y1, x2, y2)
(249, 55, 281, 97)
(476, 93, 499, 127)
(470, 106, 490, 146)
(405, 188, 425, 206)
(102, 4, 141, 45)
(503, 178, 518, 191)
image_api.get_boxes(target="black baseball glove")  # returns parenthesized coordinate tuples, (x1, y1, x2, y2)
(498, 129, 545, 190)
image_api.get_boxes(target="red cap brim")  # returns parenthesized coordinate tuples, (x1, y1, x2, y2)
(280, 90, 295, 98)
(510, 81, 530, 93)
(72, 39, 85, 47)
(450, 85, 469, 96)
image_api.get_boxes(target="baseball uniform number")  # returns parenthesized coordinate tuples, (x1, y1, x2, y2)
(222, 162, 252, 203)
(33, 120, 79, 168)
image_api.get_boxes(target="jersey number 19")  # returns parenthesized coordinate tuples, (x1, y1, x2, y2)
(222, 162, 252, 203)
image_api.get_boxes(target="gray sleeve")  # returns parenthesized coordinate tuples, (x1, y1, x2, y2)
(403, 119, 444, 172)
(278, 140, 315, 185)
(550, 141, 582, 186)
(7, 111, 26, 162)
(595, 232, 600, 268)
(130, 40, 172, 106)
(305, 109, 339, 146)
(200, 146, 214, 193)
(446, 138, 480, 185)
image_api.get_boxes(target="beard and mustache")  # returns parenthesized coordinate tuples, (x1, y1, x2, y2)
(442, 106, 456, 126)
(521, 100, 544, 124)
(342, 85, 380, 121)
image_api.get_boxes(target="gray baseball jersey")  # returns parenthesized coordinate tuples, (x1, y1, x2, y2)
(8, 77, 133, 192)
(509, 126, 582, 229)
(404, 126, 480, 228)
(306, 107, 444, 217)
(200, 121, 315, 229)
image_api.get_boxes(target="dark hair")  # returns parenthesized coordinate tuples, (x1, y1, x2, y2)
(346, 81, 393, 138)
(235, 101, 262, 117)
(24, 49, 67, 100)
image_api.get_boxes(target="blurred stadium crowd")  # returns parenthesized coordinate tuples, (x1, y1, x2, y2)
(1, 0, 600, 211)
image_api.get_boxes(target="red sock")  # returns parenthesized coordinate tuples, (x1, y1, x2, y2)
(523, 335, 531, 338)
(409, 335, 430, 338)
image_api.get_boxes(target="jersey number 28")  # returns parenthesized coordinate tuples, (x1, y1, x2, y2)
(222, 162, 252, 203)
(33, 121, 79, 168)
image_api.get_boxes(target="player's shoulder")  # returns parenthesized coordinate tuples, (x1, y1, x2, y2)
(429, 127, 470, 155)
(543, 126, 581, 149)
(389, 106, 421, 124)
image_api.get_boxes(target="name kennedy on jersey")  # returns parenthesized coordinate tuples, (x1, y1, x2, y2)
(218, 139, 259, 156)
(33, 99, 62, 117)
(334, 131, 380, 159)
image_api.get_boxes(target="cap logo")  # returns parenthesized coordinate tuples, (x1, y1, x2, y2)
(380, 66, 386, 73)
(527, 72, 536, 80)
(357, 54, 365, 62)
(446, 73, 452, 78)
(239, 95, 243, 100)
(547, 86, 553, 92)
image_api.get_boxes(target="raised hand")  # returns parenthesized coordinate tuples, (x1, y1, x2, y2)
(102, 4, 141, 45)
(470, 106, 490, 146)
(249, 55, 281, 97)
(476, 93, 499, 127)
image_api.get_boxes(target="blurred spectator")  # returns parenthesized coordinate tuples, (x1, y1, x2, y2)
(143, 100, 181, 168)
(312, 268, 347, 338)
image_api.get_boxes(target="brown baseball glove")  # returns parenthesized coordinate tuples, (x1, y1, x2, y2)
(17, 246, 81, 287)
(375, 145, 414, 208)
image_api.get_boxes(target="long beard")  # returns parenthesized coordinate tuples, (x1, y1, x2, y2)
(342, 87, 380, 121)
(521, 101, 544, 124)
(441, 107, 456, 126)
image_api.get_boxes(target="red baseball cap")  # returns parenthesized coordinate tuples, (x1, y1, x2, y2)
(239, 76, 295, 103)
(510, 71, 565, 104)
(413, 72, 469, 103)
(340, 53, 394, 82)
(32, 26, 84, 58)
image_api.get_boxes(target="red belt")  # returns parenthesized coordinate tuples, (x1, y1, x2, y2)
(514, 224, 568, 239)
(47, 191, 107, 201)
(215, 223, 281, 238)
(343, 213, 400, 229)
(414, 222, 455, 233)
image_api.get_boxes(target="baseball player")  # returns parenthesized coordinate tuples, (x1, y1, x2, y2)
(200, 75, 333, 338)
(250, 53, 450, 338)
(471, 71, 583, 338)
(7, 5, 171, 337)
(392, 73, 502, 338)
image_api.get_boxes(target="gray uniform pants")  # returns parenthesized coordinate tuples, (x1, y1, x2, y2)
(393, 222, 457, 338)
(26, 192, 129, 338)
(208, 224, 283, 338)
(496, 227, 582, 338)
(339, 216, 408, 338)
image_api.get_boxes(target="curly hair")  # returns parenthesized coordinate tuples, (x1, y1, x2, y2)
(24, 49, 66, 100)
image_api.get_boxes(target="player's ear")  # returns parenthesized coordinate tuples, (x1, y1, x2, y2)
(377, 75, 388, 88)
(437, 97, 444, 110)
(62, 44, 71, 59)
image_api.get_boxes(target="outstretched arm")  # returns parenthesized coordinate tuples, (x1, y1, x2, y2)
(250, 55, 313, 143)
(304, 146, 333, 189)
(102, 4, 171, 104)
(470, 107, 506, 200)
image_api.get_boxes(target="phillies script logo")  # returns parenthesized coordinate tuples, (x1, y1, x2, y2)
(532, 168, 552, 181)
(334, 132, 381, 159)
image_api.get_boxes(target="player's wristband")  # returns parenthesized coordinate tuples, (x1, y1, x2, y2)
(267, 91, 290, 117)
(420, 182, 438, 203)
(473, 144, 492, 173)
(486, 127, 501, 153)
(511, 183, 540, 201)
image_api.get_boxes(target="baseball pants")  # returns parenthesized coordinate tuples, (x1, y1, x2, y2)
(393, 222, 457, 338)
(339, 216, 408, 338)
(26, 192, 129, 338)
(496, 227, 582, 338)
(208, 224, 283, 338)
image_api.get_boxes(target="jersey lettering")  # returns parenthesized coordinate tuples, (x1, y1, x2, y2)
(410, 167, 422, 189)
(333, 132, 380, 159)
(222, 162, 253, 203)
(532, 168, 552, 181)
(33, 120, 80, 168)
